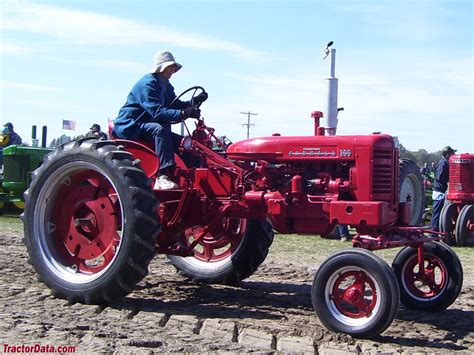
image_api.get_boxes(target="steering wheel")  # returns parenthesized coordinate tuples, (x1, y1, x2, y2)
(170, 86, 206, 108)
(167, 86, 206, 124)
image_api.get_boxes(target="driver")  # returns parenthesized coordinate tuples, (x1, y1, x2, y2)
(113, 51, 208, 189)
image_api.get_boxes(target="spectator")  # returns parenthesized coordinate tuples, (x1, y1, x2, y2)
(0, 127, 8, 167)
(338, 224, 351, 242)
(420, 162, 429, 175)
(86, 124, 107, 140)
(3, 123, 22, 145)
(430, 146, 456, 232)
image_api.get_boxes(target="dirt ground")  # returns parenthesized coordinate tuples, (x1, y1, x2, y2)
(1, 216, 473, 354)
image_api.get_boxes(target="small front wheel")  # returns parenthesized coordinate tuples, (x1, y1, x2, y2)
(392, 242, 463, 311)
(455, 204, 474, 247)
(312, 249, 400, 339)
(439, 203, 458, 245)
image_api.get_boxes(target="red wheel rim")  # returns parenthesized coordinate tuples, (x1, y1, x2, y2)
(330, 270, 378, 318)
(51, 170, 121, 274)
(402, 254, 447, 299)
(184, 218, 246, 262)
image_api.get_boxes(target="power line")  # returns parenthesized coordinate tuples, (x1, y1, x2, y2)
(240, 111, 257, 139)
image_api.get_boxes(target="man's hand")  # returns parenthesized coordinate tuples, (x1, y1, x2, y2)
(194, 92, 208, 105)
(182, 107, 201, 119)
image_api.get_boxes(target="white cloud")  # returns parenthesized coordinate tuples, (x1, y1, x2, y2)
(208, 53, 472, 153)
(0, 80, 59, 92)
(0, 42, 34, 55)
(1, 0, 269, 60)
(53, 58, 146, 74)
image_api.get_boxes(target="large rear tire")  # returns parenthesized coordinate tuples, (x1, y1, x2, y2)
(312, 249, 400, 338)
(23, 139, 159, 304)
(399, 159, 425, 226)
(167, 219, 274, 284)
(392, 242, 462, 311)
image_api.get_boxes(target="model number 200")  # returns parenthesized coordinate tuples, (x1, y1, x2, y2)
(340, 149, 352, 157)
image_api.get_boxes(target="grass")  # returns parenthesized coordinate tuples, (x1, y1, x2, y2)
(269, 233, 400, 266)
(0, 213, 24, 234)
(3, 214, 472, 273)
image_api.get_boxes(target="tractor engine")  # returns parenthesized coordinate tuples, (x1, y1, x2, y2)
(447, 153, 474, 203)
(227, 130, 402, 236)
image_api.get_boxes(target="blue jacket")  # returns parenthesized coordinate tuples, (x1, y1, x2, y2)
(113, 73, 189, 139)
(9, 132, 22, 145)
(434, 156, 449, 193)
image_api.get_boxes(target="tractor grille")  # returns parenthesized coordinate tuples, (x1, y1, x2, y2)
(372, 148, 396, 203)
(450, 160, 474, 194)
(3, 155, 29, 183)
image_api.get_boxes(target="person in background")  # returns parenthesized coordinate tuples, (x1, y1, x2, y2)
(420, 162, 429, 175)
(113, 51, 207, 190)
(86, 123, 107, 140)
(3, 123, 22, 145)
(430, 146, 456, 232)
(0, 123, 22, 168)
(338, 224, 351, 242)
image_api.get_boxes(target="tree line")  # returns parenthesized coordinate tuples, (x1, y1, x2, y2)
(399, 144, 443, 168)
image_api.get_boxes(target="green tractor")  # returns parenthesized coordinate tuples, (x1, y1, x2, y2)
(421, 170, 435, 225)
(1, 145, 52, 214)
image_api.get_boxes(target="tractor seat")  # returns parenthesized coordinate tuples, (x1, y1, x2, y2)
(108, 120, 155, 151)
(108, 120, 117, 139)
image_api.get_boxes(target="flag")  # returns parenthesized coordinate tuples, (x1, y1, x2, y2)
(62, 119, 76, 130)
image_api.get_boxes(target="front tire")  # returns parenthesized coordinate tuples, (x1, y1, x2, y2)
(399, 159, 425, 226)
(167, 219, 274, 284)
(312, 249, 400, 338)
(455, 204, 474, 247)
(23, 139, 159, 304)
(439, 203, 458, 245)
(392, 242, 463, 311)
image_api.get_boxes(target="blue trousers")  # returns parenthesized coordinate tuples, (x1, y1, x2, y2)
(337, 224, 349, 237)
(430, 198, 445, 232)
(138, 122, 183, 173)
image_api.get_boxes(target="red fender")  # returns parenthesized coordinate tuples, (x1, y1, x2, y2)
(113, 139, 186, 179)
(114, 139, 159, 178)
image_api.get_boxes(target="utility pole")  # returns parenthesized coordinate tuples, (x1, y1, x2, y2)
(240, 111, 257, 139)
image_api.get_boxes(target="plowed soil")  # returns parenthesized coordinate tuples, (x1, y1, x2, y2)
(1, 215, 473, 354)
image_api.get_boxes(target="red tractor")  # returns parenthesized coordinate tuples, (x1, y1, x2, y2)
(440, 154, 474, 246)
(23, 87, 462, 339)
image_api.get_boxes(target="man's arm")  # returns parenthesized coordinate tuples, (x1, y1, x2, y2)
(140, 81, 183, 123)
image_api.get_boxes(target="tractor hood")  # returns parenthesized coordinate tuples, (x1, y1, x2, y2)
(226, 134, 396, 162)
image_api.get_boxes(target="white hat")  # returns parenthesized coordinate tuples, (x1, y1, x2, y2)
(151, 51, 182, 73)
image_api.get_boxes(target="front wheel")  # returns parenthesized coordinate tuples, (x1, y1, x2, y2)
(455, 204, 474, 246)
(399, 159, 425, 226)
(392, 242, 463, 311)
(167, 219, 274, 284)
(312, 249, 400, 339)
(439, 203, 458, 245)
(23, 139, 159, 304)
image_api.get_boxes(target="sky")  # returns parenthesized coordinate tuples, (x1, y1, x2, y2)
(1, 0, 473, 153)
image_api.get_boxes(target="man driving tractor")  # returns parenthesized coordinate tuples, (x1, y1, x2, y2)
(113, 51, 208, 189)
